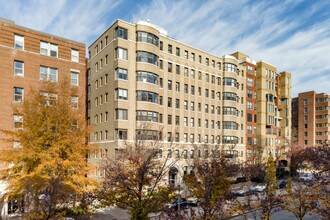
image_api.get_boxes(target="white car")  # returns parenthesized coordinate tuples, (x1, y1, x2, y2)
(299, 173, 314, 181)
(254, 185, 266, 192)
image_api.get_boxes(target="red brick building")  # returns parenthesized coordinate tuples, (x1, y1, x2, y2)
(0, 18, 86, 166)
(292, 91, 330, 147)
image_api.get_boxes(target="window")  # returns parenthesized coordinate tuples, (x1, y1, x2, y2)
(184, 84, 188, 93)
(247, 113, 253, 122)
(184, 67, 188, 77)
(184, 50, 188, 59)
(116, 47, 128, 60)
(168, 62, 172, 72)
(14, 61, 24, 76)
(176, 65, 180, 75)
(184, 100, 188, 110)
(248, 78, 253, 86)
(167, 132, 172, 142)
(217, 62, 221, 70)
(40, 66, 58, 82)
(176, 47, 180, 56)
(160, 41, 163, 50)
(115, 88, 128, 100)
(167, 115, 172, 125)
(224, 63, 237, 73)
(71, 96, 78, 108)
(184, 117, 188, 126)
(116, 27, 128, 39)
(14, 115, 23, 129)
(222, 136, 238, 144)
(247, 90, 253, 98)
(175, 82, 180, 91)
(190, 118, 195, 127)
(168, 97, 172, 107)
(71, 49, 79, 62)
(191, 53, 195, 61)
(223, 107, 238, 116)
(223, 121, 238, 130)
(116, 109, 128, 120)
(71, 71, 79, 85)
(191, 102, 195, 111)
(191, 69, 195, 79)
(116, 68, 128, 80)
(159, 60, 163, 69)
(205, 73, 209, 82)
(136, 51, 158, 65)
(137, 71, 158, 85)
(40, 41, 58, 57)
(206, 58, 209, 66)
(223, 92, 237, 101)
(14, 34, 24, 50)
(175, 116, 180, 125)
(168, 44, 172, 54)
(247, 102, 253, 110)
(303, 99, 308, 105)
(223, 77, 237, 87)
(191, 86, 195, 95)
(14, 87, 24, 103)
(136, 31, 158, 46)
(136, 111, 158, 122)
(115, 129, 127, 140)
(136, 91, 158, 103)
(175, 99, 180, 108)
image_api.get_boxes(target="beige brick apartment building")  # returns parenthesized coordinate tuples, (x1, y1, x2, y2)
(0, 18, 86, 216)
(87, 20, 292, 183)
(292, 91, 330, 147)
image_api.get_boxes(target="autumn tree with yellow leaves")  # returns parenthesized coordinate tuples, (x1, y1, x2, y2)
(0, 81, 97, 219)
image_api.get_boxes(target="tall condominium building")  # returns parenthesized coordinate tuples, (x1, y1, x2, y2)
(0, 17, 86, 202)
(232, 52, 292, 165)
(292, 91, 330, 147)
(87, 19, 292, 182)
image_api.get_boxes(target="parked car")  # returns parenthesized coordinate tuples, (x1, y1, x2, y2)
(168, 198, 189, 210)
(235, 186, 250, 196)
(248, 185, 256, 192)
(278, 180, 288, 189)
(299, 173, 314, 181)
(254, 184, 266, 192)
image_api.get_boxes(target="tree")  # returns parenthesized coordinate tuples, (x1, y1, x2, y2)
(0, 81, 97, 219)
(261, 155, 278, 220)
(281, 178, 317, 220)
(286, 144, 330, 219)
(98, 127, 177, 220)
(183, 146, 237, 219)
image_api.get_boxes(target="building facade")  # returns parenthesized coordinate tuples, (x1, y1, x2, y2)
(0, 18, 86, 217)
(87, 20, 292, 183)
(292, 91, 330, 147)
(232, 52, 292, 165)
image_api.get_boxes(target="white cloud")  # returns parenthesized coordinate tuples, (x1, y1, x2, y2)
(0, 0, 123, 45)
(135, 0, 330, 96)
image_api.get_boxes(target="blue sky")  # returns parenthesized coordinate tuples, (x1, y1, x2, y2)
(1, 0, 329, 96)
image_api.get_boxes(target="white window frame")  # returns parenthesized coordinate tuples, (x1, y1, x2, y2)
(40, 66, 58, 82)
(14, 61, 24, 77)
(115, 88, 128, 100)
(14, 34, 24, 50)
(71, 49, 79, 62)
(116, 47, 128, 60)
(40, 41, 58, 58)
(70, 71, 79, 86)
(14, 87, 24, 103)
